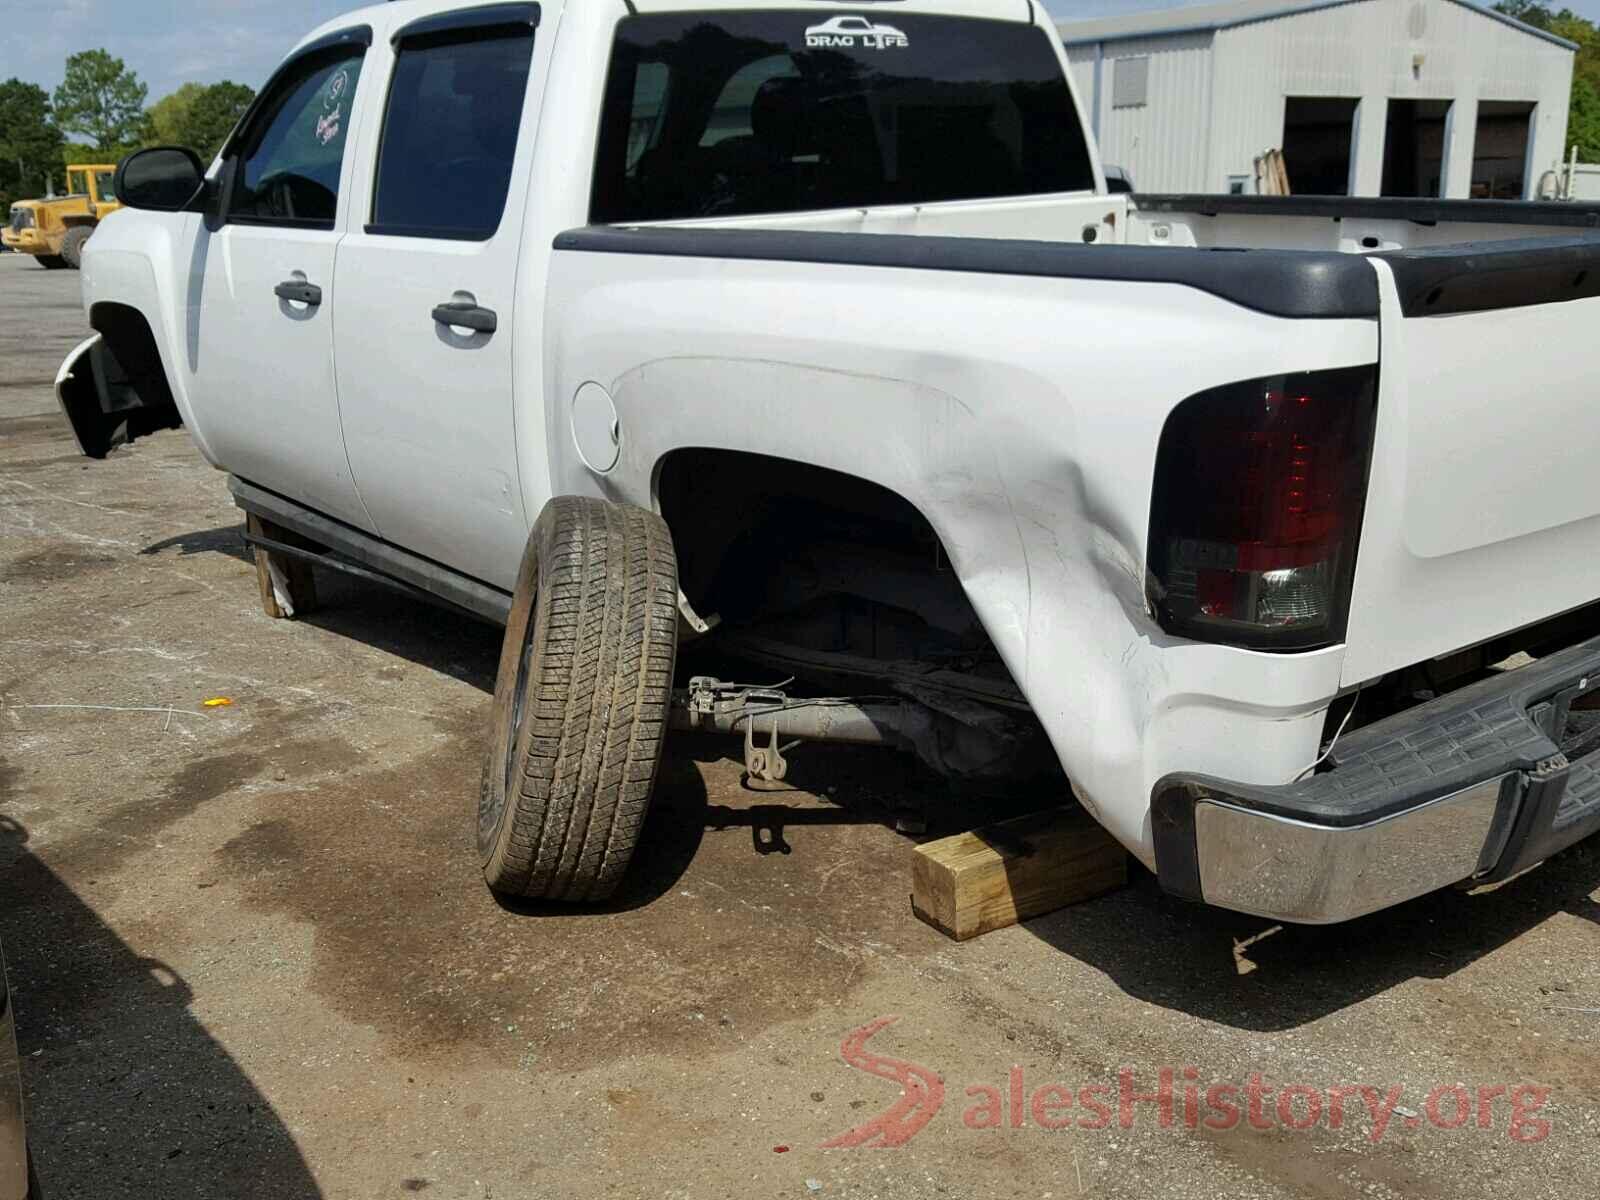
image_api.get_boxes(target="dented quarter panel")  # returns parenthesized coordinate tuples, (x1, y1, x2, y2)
(542, 248, 1376, 862)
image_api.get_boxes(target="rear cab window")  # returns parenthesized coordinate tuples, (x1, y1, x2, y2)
(591, 10, 1095, 223)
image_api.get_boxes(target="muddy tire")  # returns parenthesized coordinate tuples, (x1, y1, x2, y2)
(60, 226, 91, 269)
(246, 513, 319, 619)
(478, 495, 678, 902)
(34, 255, 68, 270)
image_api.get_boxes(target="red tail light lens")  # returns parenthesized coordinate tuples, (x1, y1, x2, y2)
(1146, 365, 1378, 650)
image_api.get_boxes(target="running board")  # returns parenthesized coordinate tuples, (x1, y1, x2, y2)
(228, 477, 512, 625)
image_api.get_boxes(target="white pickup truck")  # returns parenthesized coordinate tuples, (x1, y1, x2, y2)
(57, 0, 1600, 923)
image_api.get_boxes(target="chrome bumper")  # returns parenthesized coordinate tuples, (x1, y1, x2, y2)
(1153, 632, 1600, 923)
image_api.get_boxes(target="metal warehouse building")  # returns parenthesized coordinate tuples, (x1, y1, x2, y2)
(1057, 0, 1576, 198)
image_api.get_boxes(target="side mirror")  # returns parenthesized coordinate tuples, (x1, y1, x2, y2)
(115, 146, 206, 212)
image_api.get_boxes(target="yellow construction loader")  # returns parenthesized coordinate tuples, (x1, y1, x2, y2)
(2, 164, 123, 270)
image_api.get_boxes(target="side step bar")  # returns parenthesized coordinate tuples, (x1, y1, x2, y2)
(228, 477, 512, 625)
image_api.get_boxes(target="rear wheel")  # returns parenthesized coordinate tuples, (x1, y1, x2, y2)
(478, 495, 678, 902)
(59, 226, 91, 269)
(34, 255, 67, 270)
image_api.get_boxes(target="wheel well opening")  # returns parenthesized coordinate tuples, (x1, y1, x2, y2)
(60, 302, 183, 457)
(656, 448, 1055, 785)
(658, 449, 973, 654)
(89, 301, 179, 418)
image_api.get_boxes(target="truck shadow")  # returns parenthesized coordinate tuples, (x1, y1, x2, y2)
(140, 526, 255, 564)
(140, 524, 503, 693)
(1020, 837, 1600, 1032)
(0, 815, 323, 1198)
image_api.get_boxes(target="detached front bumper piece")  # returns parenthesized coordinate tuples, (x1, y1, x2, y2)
(1153, 632, 1600, 923)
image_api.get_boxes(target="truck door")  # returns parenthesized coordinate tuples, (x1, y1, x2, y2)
(331, 5, 542, 589)
(190, 28, 376, 532)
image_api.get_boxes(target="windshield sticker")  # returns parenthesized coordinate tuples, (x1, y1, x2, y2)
(805, 15, 909, 49)
(323, 67, 350, 112)
(315, 67, 350, 146)
(316, 105, 343, 146)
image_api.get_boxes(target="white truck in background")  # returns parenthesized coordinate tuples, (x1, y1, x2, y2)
(55, 0, 1600, 923)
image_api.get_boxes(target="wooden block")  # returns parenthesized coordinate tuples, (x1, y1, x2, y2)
(911, 806, 1127, 941)
(247, 512, 319, 619)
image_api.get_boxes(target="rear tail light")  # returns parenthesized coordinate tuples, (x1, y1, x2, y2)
(1146, 364, 1378, 650)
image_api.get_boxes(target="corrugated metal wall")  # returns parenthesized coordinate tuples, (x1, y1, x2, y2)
(1061, 0, 1574, 196)
(1065, 33, 1215, 192)
(1211, 0, 1572, 196)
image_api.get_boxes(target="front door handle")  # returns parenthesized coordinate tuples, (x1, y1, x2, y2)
(274, 279, 322, 306)
(432, 300, 497, 334)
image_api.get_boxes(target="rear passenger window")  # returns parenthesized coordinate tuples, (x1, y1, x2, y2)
(229, 48, 365, 227)
(369, 24, 537, 240)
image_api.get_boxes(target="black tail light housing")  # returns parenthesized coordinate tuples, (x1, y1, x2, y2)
(1146, 364, 1378, 651)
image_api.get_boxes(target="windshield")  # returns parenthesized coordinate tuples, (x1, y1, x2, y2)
(592, 11, 1094, 223)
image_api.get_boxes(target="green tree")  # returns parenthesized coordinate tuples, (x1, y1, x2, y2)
(51, 49, 148, 155)
(1495, 3, 1600, 160)
(0, 78, 64, 204)
(147, 81, 204, 146)
(1569, 72, 1600, 160)
(184, 81, 252, 160)
(146, 80, 254, 160)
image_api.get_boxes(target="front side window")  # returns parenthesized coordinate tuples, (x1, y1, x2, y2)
(592, 11, 1095, 223)
(94, 170, 116, 201)
(229, 48, 365, 227)
(369, 26, 536, 240)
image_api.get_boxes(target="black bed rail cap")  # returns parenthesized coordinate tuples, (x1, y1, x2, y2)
(1132, 192, 1600, 229)
(554, 225, 1380, 319)
(1375, 234, 1600, 316)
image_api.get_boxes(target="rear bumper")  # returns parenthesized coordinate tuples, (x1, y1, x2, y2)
(1153, 631, 1600, 923)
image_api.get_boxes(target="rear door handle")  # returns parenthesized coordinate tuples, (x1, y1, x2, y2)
(274, 279, 322, 306)
(432, 301, 497, 335)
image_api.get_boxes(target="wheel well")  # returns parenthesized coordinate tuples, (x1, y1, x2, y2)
(655, 449, 1052, 783)
(656, 449, 984, 657)
(89, 302, 178, 417)
(59, 301, 183, 456)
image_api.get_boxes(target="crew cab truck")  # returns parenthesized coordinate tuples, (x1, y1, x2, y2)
(57, 0, 1600, 923)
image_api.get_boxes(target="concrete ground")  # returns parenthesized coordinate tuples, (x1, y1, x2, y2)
(2, 251, 1599, 1200)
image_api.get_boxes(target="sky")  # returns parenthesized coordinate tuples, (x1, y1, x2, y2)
(1, 0, 1597, 104)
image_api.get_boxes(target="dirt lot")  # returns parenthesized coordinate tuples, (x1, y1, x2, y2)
(2, 251, 1600, 1199)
